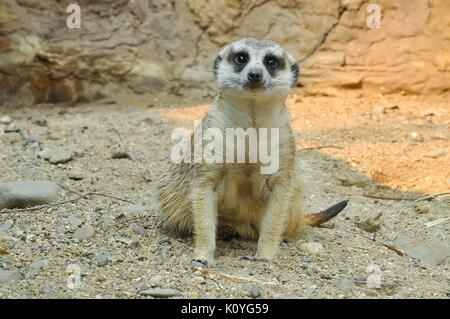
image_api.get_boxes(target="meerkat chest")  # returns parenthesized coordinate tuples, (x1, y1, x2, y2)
(218, 165, 269, 211)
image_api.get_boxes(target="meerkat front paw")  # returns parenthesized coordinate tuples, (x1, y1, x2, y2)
(191, 259, 209, 269)
(191, 255, 216, 268)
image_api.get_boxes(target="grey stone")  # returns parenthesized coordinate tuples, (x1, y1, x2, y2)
(68, 169, 84, 180)
(96, 253, 109, 267)
(0, 181, 59, 209)
(0, 116, 12, 124)
(354, 273, 367, 284)
(250, 285, 261, 298)
(49, 150, 73, 164)
(0, 220, 14, 230)
(299, 242, 325, 255)
(0, 269, 22, 284)
(193, 275, 206, 284)
(395, 233, 450, 266)
(73, 224, 96, 240)
(138, 288, 179, 298)
(149, 275, 162, 287)
(26, 257, 50, 278)
(136, 279, 149, 291)
(120, 204, 150, 216)
(67, 215, 82, 227)
(132, 224, 147, 236)
(37, 149, 51, 160)
(141, 111, 161, 125)
(41, 282, 56, 294)
(239, 268, 254, 277)
(336, 278, 356, 289)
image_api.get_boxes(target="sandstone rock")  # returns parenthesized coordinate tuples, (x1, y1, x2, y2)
(0, 0, 448, 101)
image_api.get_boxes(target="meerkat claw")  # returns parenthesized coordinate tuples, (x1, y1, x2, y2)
(240, 256, 269, 263)
(191, 259, 209, 269)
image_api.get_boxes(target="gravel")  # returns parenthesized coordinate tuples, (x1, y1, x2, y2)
(0, 99, 448, 299)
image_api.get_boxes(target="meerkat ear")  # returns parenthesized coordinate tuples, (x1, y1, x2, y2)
(286, 52, 299, 87)
(213, 55, 222, 79)
(290, 62, 299, 87)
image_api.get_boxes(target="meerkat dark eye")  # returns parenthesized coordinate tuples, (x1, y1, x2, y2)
(233, 52, 249, 65)
(264, 56, 279, 69)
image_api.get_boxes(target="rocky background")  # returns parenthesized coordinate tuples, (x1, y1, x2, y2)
(0, 0, 449, 105)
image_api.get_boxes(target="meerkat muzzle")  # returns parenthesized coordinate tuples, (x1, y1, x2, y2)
(305, 200, 349, 226)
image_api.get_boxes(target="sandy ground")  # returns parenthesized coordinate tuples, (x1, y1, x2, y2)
(0, 92, 449, 298)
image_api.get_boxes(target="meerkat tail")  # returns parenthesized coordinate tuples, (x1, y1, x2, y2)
(305, 200, 349, 226)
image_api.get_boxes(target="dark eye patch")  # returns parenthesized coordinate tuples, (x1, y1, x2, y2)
(263, 54, 285, 76)
(227, 51, 249, 73)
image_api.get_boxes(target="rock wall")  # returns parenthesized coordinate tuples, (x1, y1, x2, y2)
(0, 0, 449, 104)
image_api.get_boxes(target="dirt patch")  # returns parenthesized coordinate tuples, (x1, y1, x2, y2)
(0, 93, 448, 298)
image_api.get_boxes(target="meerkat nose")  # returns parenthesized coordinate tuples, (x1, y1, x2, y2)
(247, 70, 263, 83)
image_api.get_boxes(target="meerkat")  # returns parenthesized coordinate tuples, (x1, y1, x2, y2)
(155, 38, 347, 267)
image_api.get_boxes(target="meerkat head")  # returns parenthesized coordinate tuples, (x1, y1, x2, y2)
(213, 38, 299, 97)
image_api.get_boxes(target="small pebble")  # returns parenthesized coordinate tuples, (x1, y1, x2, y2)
(96, 253, 109, 267)
(139, 288, 179, 298)
(120, 204, 149, 216)
(249, 284, 261, 298)
(0, 220, 14, 230)
(26, 257, 50, 278)
(0, 116, 12, 124)
(0, 270, 22, 284)
(49, 150, 73, 164)
(239, 268, 254, 277)
(67, 215, 82, 227)
(68, 169, 84, 180)
(336, 278, 356, 289)
(299, 242, 324, 255)
(149, 275, 162, 287)
(132, 224, 147, 236)
(41, 282, 56, 294)
(73, 224, 95, 240)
